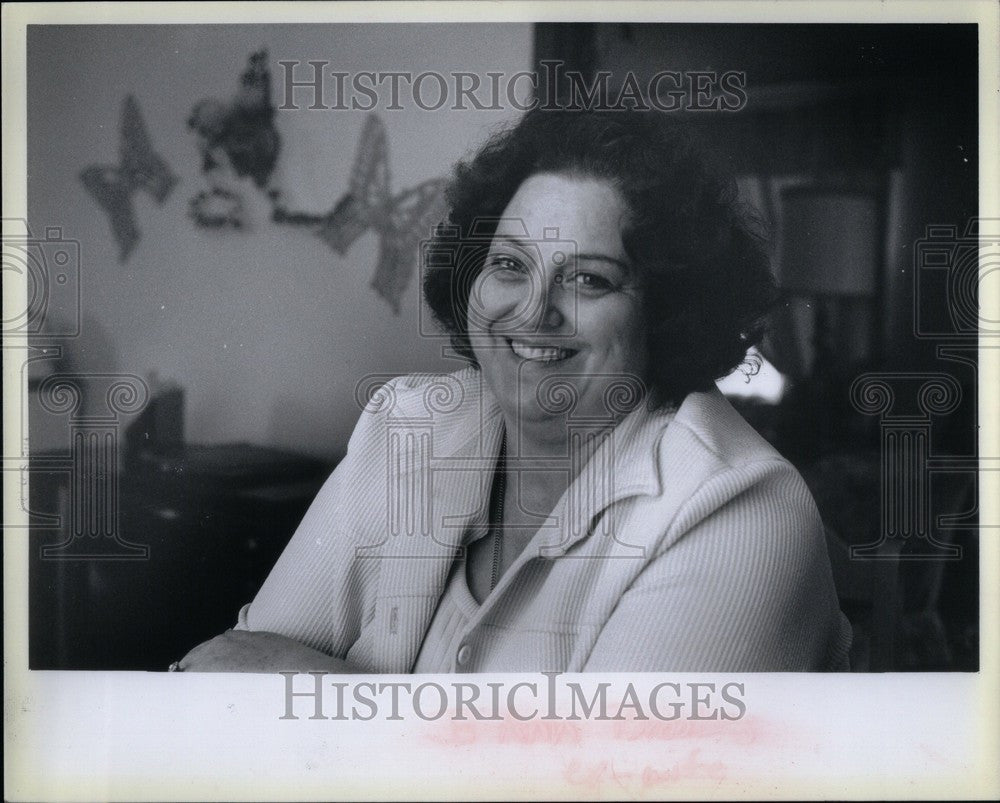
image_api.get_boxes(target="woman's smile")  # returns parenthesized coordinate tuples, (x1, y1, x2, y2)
(505, 338, 578, 363)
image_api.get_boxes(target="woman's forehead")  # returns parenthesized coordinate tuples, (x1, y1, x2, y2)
(495, 173, 629, 249)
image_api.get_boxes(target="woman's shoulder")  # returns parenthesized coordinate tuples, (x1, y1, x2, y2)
(667, 387, 786, 470)
(651, 388, 822, 541)
(348, 367, 491, 458)
(361, 366, 484, 419)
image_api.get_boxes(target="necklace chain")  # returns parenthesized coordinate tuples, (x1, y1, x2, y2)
(489, 432, 507, 591)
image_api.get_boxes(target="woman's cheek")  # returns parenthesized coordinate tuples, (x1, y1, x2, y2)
(467, 276, 496, 331)
(471, 276, 525, 327)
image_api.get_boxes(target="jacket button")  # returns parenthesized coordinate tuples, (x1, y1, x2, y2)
(456, 644, 472, 666)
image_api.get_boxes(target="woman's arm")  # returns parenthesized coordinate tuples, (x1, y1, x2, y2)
(177, 630, 358, 673)
(174, 378, 401, 672)
(583, 461, 850, 672)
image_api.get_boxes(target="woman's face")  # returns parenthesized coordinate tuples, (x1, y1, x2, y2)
(468, 172, 648, 433)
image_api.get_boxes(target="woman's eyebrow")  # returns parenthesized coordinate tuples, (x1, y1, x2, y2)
(492, 234, 630, 272)
(574, 253, 631, 272)
(491, 233, 530, 248)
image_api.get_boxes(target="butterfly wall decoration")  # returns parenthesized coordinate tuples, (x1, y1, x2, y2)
(273, 113, 449, 314)
(79, 95, 178, 262)
(82, 70, 447, 318)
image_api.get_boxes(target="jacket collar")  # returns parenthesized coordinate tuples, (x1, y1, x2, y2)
(532, 388, 676, 556)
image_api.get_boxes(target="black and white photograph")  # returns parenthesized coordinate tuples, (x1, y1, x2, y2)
(4, 1, 998, 799)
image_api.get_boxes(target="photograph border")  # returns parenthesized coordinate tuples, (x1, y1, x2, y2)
(4, 1, 999, 800)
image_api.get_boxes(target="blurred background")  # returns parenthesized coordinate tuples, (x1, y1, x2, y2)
(23, 23, 980, 671)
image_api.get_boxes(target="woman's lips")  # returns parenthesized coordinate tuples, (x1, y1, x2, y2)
(506, 338, 578, 363)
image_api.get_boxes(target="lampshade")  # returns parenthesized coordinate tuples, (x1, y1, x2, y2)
(777, 187, 879, 296)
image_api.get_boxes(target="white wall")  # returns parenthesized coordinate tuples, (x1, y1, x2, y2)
(27, 24, 531, 459)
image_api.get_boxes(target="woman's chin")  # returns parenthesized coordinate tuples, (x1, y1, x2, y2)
(489, 387, 567, 430)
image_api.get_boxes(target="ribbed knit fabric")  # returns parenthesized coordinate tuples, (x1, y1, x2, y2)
(237, 367, 852, 672)
(411, 555, 479, 673)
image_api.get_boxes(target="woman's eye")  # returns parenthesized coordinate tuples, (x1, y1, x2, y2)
(572, 272, 615, 291)
(485, 255, 528, 276)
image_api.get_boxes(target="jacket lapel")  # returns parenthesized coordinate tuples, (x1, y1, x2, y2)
(538, 387, 760, 559)
(367, 371, 504, 669)
(536, 397, 675, 557)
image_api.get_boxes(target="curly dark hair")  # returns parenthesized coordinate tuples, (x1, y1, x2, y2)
(422, 108, 777, 408)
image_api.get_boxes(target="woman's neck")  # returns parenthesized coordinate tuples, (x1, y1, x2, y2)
(500, 413, 618, 493)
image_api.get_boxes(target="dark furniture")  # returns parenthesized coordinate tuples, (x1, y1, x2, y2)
(29, 443, 333, 670)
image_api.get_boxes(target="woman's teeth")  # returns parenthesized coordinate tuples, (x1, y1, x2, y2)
(508, 339, 574, 362)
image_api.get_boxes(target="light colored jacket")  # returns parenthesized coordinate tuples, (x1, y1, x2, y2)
(238, 367, 852, 672)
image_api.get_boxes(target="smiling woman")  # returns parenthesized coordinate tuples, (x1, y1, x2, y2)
(179, 108, 852, 674)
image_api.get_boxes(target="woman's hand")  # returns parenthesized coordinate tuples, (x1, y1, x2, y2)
(176, 629, 357, 673)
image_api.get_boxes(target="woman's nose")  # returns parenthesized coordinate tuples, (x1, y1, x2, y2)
(523, 271, 567, 331)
